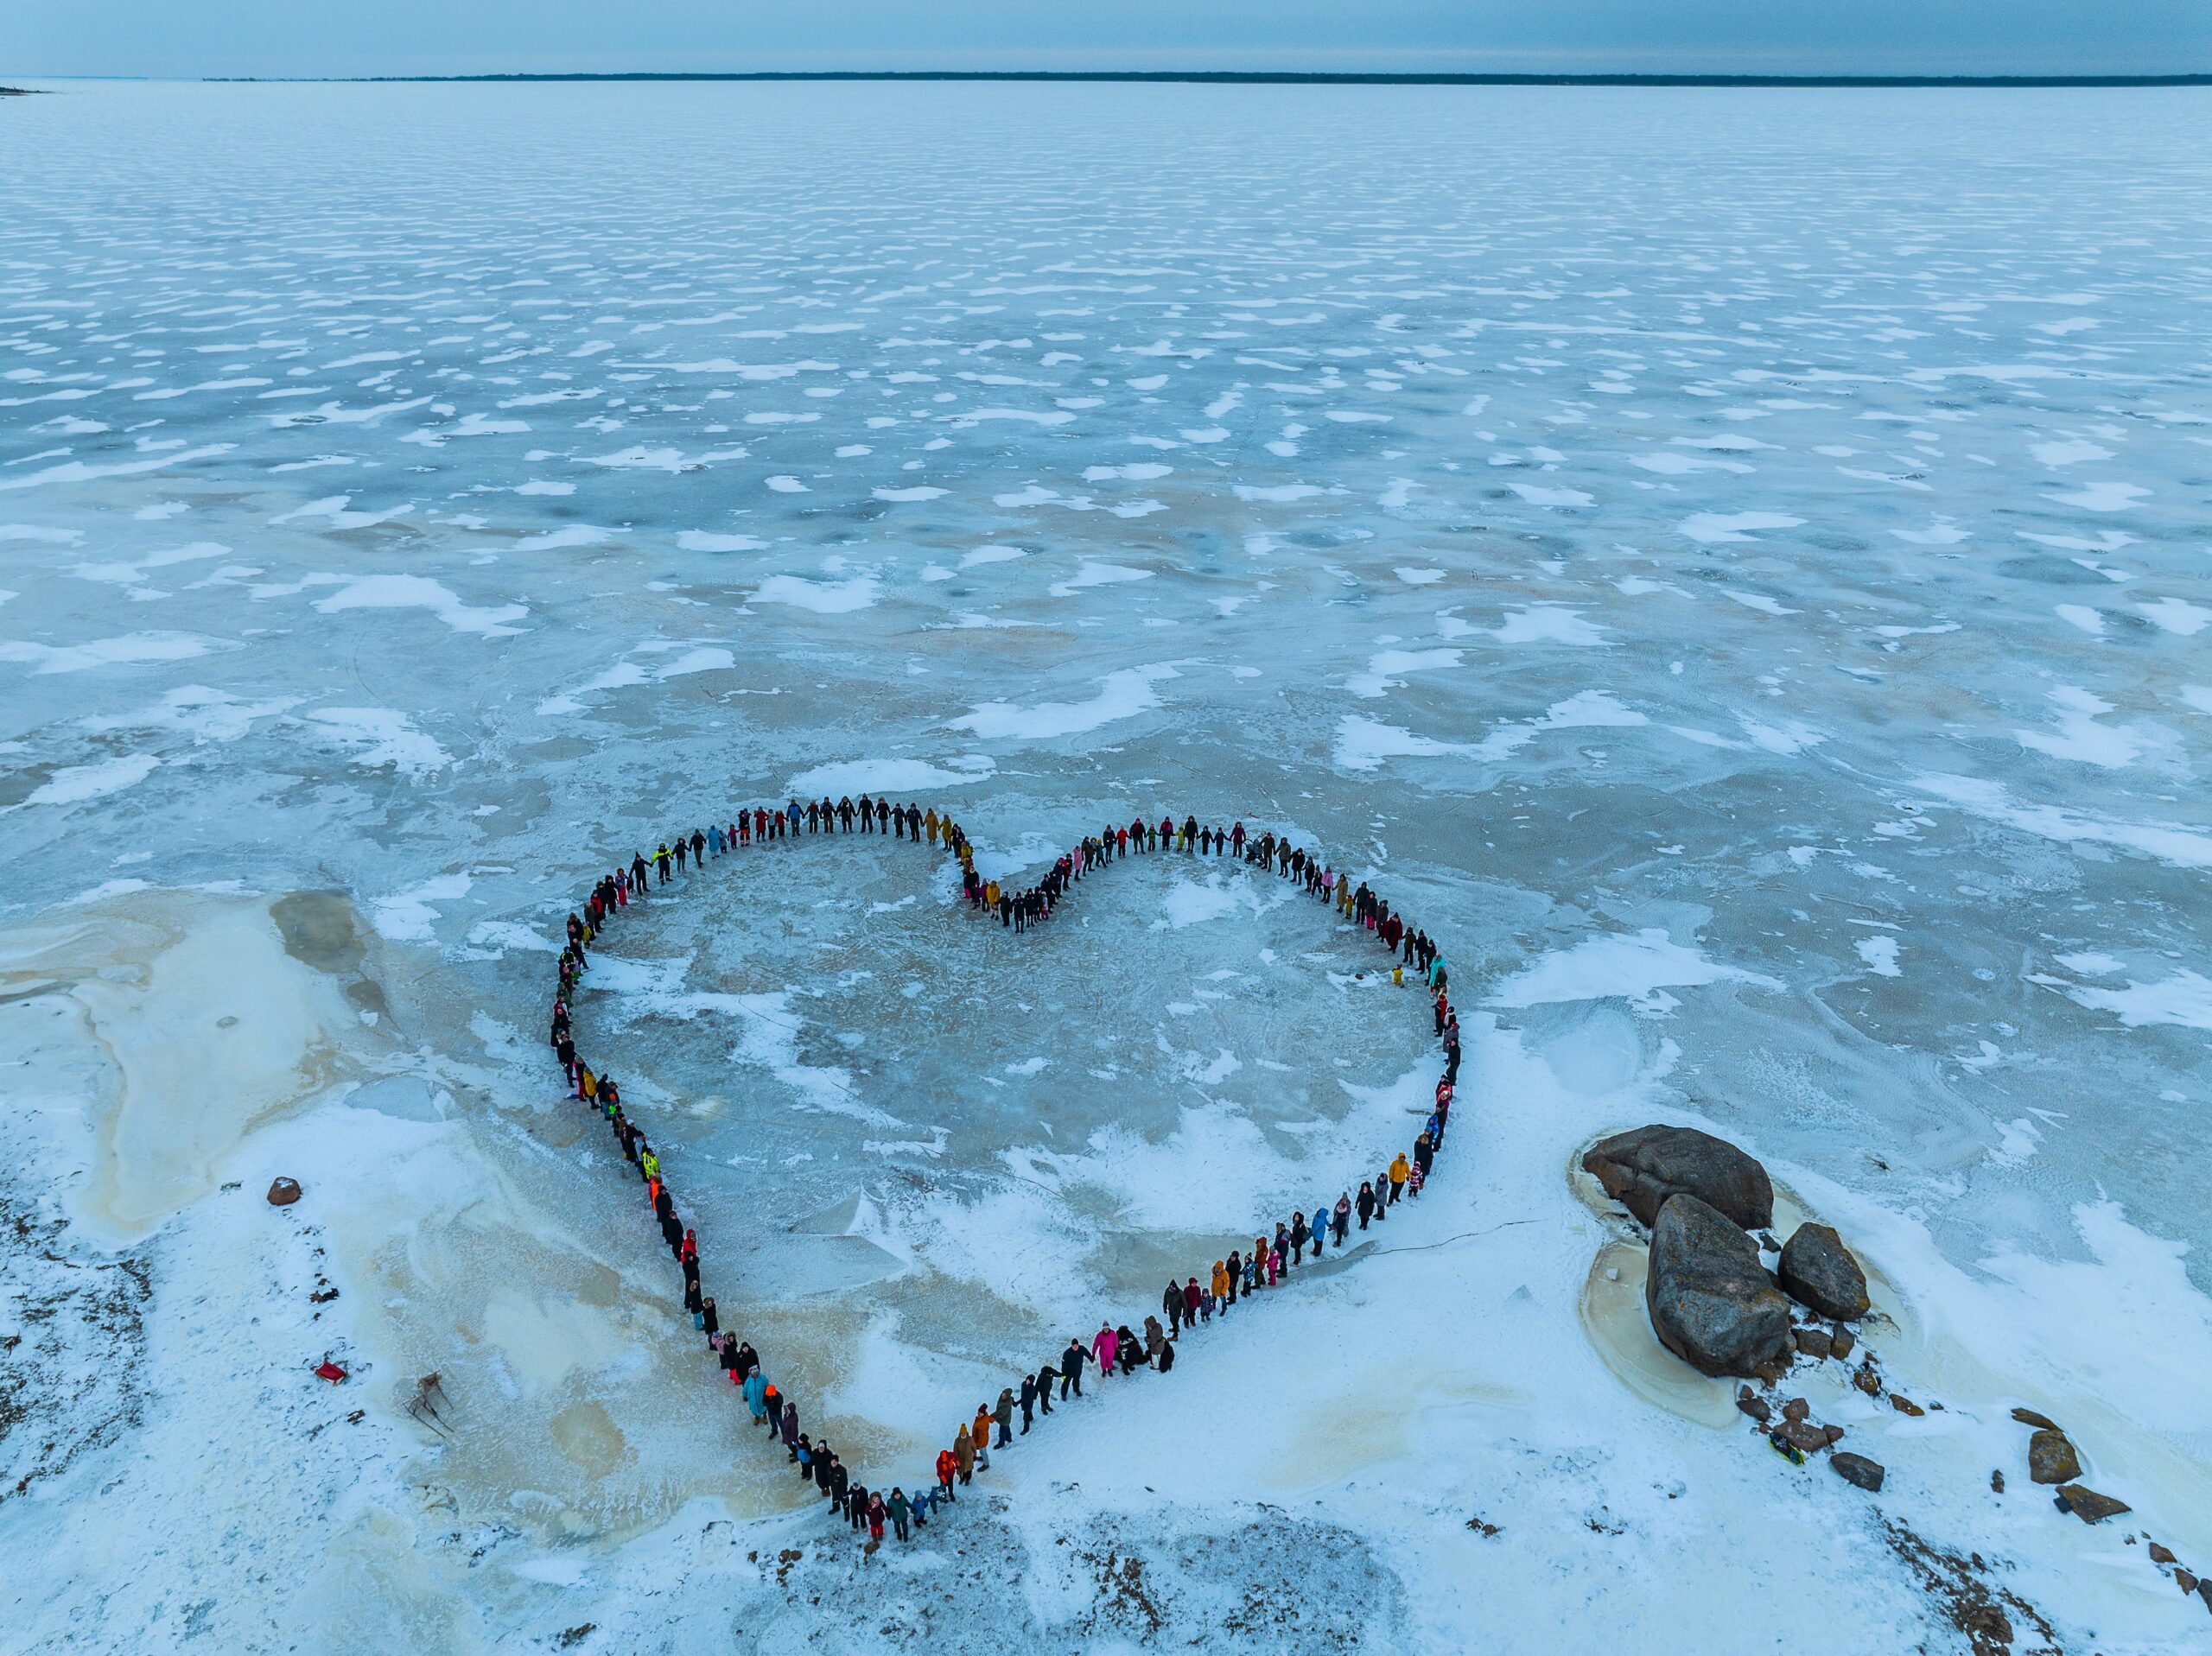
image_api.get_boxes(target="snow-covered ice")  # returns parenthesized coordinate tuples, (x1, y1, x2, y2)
(3, 76, 2210, 1654)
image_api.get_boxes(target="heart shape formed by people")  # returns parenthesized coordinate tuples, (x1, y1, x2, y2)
(544, 798, 1463, 1549)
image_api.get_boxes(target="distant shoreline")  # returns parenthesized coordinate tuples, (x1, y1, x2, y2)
(186, 70, 2212, 89)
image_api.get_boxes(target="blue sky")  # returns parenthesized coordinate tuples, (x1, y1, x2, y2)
(10, 0, 2206, 79)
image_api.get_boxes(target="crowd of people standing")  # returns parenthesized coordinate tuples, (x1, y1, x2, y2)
(548, 792, 1465, 1551)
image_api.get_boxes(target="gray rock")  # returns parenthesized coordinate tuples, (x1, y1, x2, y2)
(1777, 1224, 1871, 1321)
(2029, 1429, 2082, 1485)
(1583, 1126, 1774, 1229)
(1645, 1194, 1795, 1378)
(1832, 1452, 1885, 1492)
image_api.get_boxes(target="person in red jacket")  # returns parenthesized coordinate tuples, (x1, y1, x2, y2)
(935, 1447, 959, 1502)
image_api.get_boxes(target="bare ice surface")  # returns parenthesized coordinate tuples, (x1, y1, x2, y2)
(2, 78, 2209, 1652)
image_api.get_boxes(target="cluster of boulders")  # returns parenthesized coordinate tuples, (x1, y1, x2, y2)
(1584, 1126, 2202, 1612)
(1584, 1124, 1870, 1380)
(1585, 1124, 1885, 1488)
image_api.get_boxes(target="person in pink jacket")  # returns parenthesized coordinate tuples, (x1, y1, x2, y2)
(1090, 1323, 1119, 1380)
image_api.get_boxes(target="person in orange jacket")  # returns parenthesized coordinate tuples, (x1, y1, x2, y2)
(1389, 1152, 1410, 1204)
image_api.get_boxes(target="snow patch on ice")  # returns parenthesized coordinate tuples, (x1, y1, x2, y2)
(2058, 968, 2212, 1031)
(372, 872, 474, 942)
(950, 665, 1177, 741)
(1488, 929, 1780, 1010)
(1678, 511, 1802, 544)
(751, 574, 880, 614)
(304, 707, 451, 775)
(18, 752, 162, 807)
(1493, 606, 1608, 647)
(785, 758, 994, 796)
(309, 574, 527, 637)
(1856, 936, 1902, 978)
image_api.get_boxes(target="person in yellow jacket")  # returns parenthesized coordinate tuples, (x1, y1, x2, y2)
(1210, 1260, 1230, 1306)
(925, 807, 940, 845)
(1388, 1152, 1409, 1204)
(640, 1146, 661, 1182)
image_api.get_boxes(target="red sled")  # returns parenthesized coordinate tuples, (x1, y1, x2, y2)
(315, 1361, 348, 1383)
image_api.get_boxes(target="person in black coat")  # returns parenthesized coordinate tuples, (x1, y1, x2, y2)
(1018, 1372, 1038, 1433)
(1058, 1339, 1087, 1399)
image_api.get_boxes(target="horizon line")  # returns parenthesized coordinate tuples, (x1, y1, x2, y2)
(131, 69, 2212, 90)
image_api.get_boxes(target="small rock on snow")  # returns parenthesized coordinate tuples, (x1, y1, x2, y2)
(1832, 1452, 1885, 1493)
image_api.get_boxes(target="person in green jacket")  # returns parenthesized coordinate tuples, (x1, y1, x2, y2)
(886, 1487, 912, 1542)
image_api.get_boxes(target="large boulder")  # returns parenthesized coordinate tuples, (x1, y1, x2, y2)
(1777, 1223, 1871, 1321)
(2028, 1429, 2082, 1485)
(1583, 1126, 1774, 1230)
(1646, 1194, 1796, 1378)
